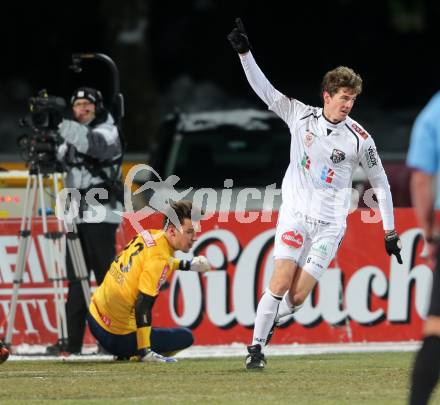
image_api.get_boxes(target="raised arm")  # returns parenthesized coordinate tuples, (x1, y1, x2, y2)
(228, 18, 301, 124)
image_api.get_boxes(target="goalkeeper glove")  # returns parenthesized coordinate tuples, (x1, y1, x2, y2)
(179, 256, 211, 272)
(385, 230, 403, 264)
(227, 18, 250, 54)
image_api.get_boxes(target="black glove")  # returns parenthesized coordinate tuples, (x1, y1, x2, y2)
(227, 18, 250, 54)
(385, 230, 403, 264)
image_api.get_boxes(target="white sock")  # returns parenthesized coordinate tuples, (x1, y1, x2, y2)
(251, 288, 282, 348)
(276, 291, 295, 319)
(275, 291, 303, 324)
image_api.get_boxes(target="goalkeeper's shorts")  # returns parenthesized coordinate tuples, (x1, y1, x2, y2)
(87, 312, 194, 357)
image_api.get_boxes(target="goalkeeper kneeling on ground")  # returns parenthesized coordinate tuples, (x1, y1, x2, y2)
(87, 200, 210, 363)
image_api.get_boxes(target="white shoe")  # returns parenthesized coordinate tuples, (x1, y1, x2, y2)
(141, 349, 177, 363)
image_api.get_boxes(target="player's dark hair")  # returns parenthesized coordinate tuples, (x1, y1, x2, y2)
(163, 200, 204, 228)
(321, 66, 363, 98)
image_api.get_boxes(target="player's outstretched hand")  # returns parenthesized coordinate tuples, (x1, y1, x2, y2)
(141, 349, 177, 363)
(227, 18, 250, 54)
(385, 230, 403, 264)
(190, 256, 210, 272)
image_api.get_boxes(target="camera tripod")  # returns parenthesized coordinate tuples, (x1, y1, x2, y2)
(4, 166, 90, 349)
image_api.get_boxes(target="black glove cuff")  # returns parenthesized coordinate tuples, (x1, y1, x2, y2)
(384, 232, 402, 254)
(179, 260, 191, 271)
(385, 230, 398, 241)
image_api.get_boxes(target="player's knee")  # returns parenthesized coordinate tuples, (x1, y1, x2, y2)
(269, 284, 289, 296)
(291, 291, 307, 306)
(269, 276, 290, 295)
(270, 260, 296, 295)
(179, 327, 194, 349)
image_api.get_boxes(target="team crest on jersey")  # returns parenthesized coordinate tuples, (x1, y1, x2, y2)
(281, 230, 304, 249)
(303, 132, 316, 148)
(330, 149, 345, 164)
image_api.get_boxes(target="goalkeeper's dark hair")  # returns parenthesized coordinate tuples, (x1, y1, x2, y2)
(163, 200, 204, 229)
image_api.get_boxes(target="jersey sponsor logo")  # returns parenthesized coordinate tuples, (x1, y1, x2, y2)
(311, 242, 329, 259)
(330, 149, 345, 164)
(157, 265, 170, 292)
(281, 230, 304, 249)
(303, 132, 316, 148)
(140, 230, 156, 247)
(304, 215, 330, 226)
(351, 123, 368, 139)
(320, 166, 334, 183)
(301, 152, 311, 170)
(365, 146, 378, 168)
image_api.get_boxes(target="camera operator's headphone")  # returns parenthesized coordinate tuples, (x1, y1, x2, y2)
(70, 87, 105, 114)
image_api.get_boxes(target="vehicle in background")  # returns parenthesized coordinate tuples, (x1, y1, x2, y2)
(149, 109, 287, 211)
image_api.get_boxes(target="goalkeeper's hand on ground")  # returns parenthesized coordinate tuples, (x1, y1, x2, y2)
(140, 349, 177, 363)
(227, 18, 250, 54)
(179, 256, 211, 272)
(385, 230, 403, 264)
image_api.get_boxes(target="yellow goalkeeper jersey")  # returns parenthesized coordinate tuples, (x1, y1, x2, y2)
(89, 229, 180, 335)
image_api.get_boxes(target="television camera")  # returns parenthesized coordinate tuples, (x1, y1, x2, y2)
(17, 53, 125, 175)
(18, 89, 66, 174)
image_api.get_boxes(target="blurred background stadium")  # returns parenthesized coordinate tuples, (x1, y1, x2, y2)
(1, 0, 438, 175)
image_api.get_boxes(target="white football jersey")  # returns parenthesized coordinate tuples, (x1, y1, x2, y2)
(240, 52, 394, 228)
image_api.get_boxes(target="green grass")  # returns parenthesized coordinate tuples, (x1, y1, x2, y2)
(0, 352, 438, 404)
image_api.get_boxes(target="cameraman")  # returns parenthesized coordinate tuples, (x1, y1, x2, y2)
(47, 87, 123, 355)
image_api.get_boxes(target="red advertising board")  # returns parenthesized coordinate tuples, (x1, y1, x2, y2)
(0, 208, 430, 346)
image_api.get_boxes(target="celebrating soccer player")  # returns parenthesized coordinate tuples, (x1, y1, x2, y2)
(228, 18, 402, 370)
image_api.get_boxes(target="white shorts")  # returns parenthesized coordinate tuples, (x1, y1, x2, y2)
(274, 205, 345, 280)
